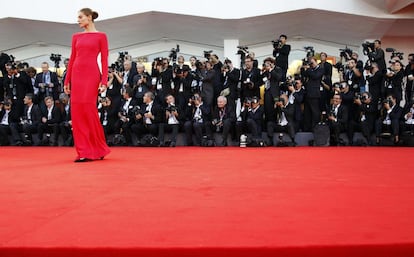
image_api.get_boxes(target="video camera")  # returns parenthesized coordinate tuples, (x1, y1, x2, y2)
(362, 41, 375, 56)
(204, 50, 213, 59)
(272, 39, 282, 49)
(50, 53, 62, 68)
(339, 47, 353, 61)
(302, 46, 315, 65)
(110, 51, 129, 72)
(386, 48, 404, 62)
(169, 44, 180, 63)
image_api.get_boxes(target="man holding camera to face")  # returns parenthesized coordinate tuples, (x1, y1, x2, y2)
(184, 93, 212, 146)
(10, 93, 41, 146)
(130, 91, 164, 145)
(375, 94, 402, 145)
(212, 95, 235, 146)
(221, 58, 240, 107)
(266, 93, 296, 146)
(241, 56, 262, 101)
(404, 54, 414, 103)
(365, 62, 383, 106)
(159, 94, 183, 147)
(113, 87, 139, 146)
(348, 92, 378, 145)
(235, 96, 264, 142)
(272, 34, 290, 81)
(262, 57, 283, 124)
(385, 60, 404, 106)
(327, 94, 348, 146)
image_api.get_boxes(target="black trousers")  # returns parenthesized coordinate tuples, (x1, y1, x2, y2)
(235, 118, 262, 140)
(0, 124, 11, 145)
(184, 120, 212, 146)
(304, 97, 321, 132)
(159, 123, 180, 144)
(267, 121, 295, 142)
(38, 123, 59, 143)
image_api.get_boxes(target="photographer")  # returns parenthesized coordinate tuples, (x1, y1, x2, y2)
(173, 61, 193, 110)
(0, 100, 19, 146)
(365, 62, 383, 106)
(262, 57, 283, 124)
(105, 67, 123, 112)
(369, 40, 387, 73)
(10, 93, 41, 145)
(113, 60, 137, 89)
(4, 62, 33, 118)
(241, 56, 262, 101)
(160, 94, 183, 147)
(212, 96, 235, 146)
(401, 101, 414, 134)
(272, 34, 290, 81)
(288, 76, 305, 132)
(184, 93, 212, 146)
(348, 92, 378, 145)
(327, 94, 348, 146)
(266, 94, 296, 146)
(221, 58, 240, 107)
(343, 58, 363, 93)
(375, 94, 402, 145)
(132, 63, 150, 106)
(320, 52, 332, 111)
(404, 53, 414, 103)
(34, 62, 60, 104)
(235, 96, 264, 142)
(113, 87, 139, 146)
(302, 57, 324, 132)
(385, 60, 404, 105)
(98, 96, 118, 143)
(131, 91, 164, 145)
(152, 58, 174, 104)
(37, 96, 61, 146)
(58, 93, 73, 146)
(200, 61, 216, 108)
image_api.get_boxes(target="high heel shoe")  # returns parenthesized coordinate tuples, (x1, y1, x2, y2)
(74, 158, 92, 163)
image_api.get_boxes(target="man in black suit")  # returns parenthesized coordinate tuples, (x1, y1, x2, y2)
(34, 62, 60, 103)
(173, 63, 193, 110)
(272, 34, 290, 81)
(212, 96, 235, 146)
(262, 57, 283, 124)
(369, 40, 387, 74)
(221, 59, 240, 108)
(375, 94, 403, 144)
(159, 94, 184, 147)
(366, 62, 383, 106)
(113, 87, 140, 146)
(184, 93, 212, 146)
(37, 96, 61, 146)
(288, 76, 305, 132)
(266, 94, 296, 145)
(3, 63, 33, 118)
(113, 60, 137, 89)
(241, 56, 262, 101)
(328, 94, 349, 146)
(348, 92, 378, 145)
(10, 93, 42, 145)
(302, 57, 325, 131)
(152, 58, 174, 104)
(131, 91, 164, 144)
(58, 93, 73, 146)
(0, 100, 19, 145)
(236, 96, 264, 141)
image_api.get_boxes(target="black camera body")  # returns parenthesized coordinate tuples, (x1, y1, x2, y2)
(169, 45, 180, 63)
(383, 97, 394, 107)
(362, 41, 375, 55)
(204, 50, 213, 59)
(166, 105, 177, 113)
(339, 47, 353, 60)
(272, 39, 281, 49)
(50, 53, 62, 68)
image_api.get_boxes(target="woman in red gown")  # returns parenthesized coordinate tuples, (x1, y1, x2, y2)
(64, 8, 110, 162)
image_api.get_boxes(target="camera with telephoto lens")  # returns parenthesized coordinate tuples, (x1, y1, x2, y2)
(333, 62, 345, 72)
(354, 93, 367, 102)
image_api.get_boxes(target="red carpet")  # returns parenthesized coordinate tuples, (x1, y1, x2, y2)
(0, 146, 413, 257)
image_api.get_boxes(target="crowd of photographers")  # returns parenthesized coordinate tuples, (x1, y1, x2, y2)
(0, 35, 413, 147)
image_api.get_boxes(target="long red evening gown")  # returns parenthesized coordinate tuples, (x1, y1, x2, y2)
(65, 32, 110, 160)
